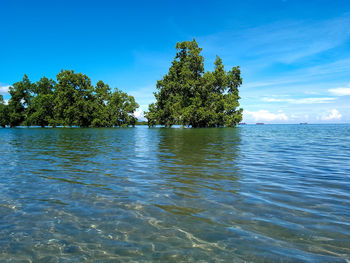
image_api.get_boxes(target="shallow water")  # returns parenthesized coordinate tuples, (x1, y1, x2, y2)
(0, 125, 349, 262)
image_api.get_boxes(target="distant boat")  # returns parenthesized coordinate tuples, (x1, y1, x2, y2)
(238, 122, 247, 125)
(299, 122, 308, 125)
(256, 123, 264, 125)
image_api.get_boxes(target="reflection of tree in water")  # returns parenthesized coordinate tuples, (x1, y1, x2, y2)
(154, 128, 242, 218)
(157, 128, 241, 180)
(17, 128, 133, 188)
(15, 128, 113, 159)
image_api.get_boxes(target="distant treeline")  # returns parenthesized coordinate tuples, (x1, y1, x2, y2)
(0, 70, 138, 128)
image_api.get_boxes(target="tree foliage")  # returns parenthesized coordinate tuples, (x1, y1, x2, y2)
(0, 70, 139, 128)
(8, 75, 33, 127)
(26, 77, 55, 127)
(0, 95, 9, 127)
(145, 39, 243, 127)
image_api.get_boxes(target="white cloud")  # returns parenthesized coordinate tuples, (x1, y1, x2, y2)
(133, 108, 146, 121)
(321, 109, 342, 121)
(262, 97, 336, 104)
(329, 85, 350, 96)
(0, 85, 10, 95)
(244, 110, 288, 122)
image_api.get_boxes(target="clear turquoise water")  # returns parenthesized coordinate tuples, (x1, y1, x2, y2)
(0, 125, 349, 262)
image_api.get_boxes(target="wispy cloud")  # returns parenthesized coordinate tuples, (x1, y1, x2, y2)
(291, 113, 309, 120)
(262, 97, 336, 104)
(244, 58, 350, 91)
(244, 109, 288, 122)
(329, 85, 350, 96)
(303, 91, 320, 95)
(200, 14, 350, 65)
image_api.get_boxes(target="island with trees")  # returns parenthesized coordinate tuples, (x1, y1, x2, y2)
(145, 39, 243, 127)
(0, 40, 242, 128)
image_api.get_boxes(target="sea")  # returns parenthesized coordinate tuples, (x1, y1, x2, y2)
(0, 124, 349, 262)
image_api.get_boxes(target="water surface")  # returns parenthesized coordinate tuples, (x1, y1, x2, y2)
(0, 125, 349, 262)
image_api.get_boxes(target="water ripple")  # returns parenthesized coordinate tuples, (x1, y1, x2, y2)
(0, 125, 349, 262)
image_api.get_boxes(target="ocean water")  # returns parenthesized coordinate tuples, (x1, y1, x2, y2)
(0, 125, 349, 262)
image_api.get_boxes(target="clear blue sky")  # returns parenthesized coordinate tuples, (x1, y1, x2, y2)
(1, 0, 350, 123)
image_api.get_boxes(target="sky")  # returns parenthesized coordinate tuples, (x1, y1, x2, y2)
(1, 0, 350, 123)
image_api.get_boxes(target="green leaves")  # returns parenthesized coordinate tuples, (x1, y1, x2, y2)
(146, 39, 243, 127)
(0, 41, 242, 129)
(54, 70, 94, 127)
(107, 89, 139, 127)
(0, 95, 9, 127)
(0, 70, 139, 128)
(8, 75, 33, 127)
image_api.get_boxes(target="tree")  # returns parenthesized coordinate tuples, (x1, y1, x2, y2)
(8, 75, 33, 127)
(26, 77, 55, 127)
(90, 81, 139, 127)
(145, 39, 243, 127)
(4, 70, 139, 128)
(91, 80, 112, 127)
(0, 95, 9, 127)
(54, 70, 95, 127)
(107, 89, 139, 127)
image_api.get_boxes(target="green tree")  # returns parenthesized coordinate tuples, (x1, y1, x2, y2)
(108, 89, 139, 127)
(4, 70, 139, 128)
(54, 70, 95, 127)
(91, 80, 112, 127)
(26, 77, 55, 127)
(0, 95, 9, 127)
(145, 39, 242, 127)
(8, 75, 33, 127)
(90, 81, 139, 127)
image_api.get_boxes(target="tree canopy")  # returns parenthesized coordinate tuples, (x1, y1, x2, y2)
(0, 40, 243, 129)
(0, 94, 9, 128)
(0, 70, 139, 128)
(145, 39, 243, 127)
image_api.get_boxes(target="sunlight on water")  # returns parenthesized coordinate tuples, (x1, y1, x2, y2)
(0, 125, 349, 262)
